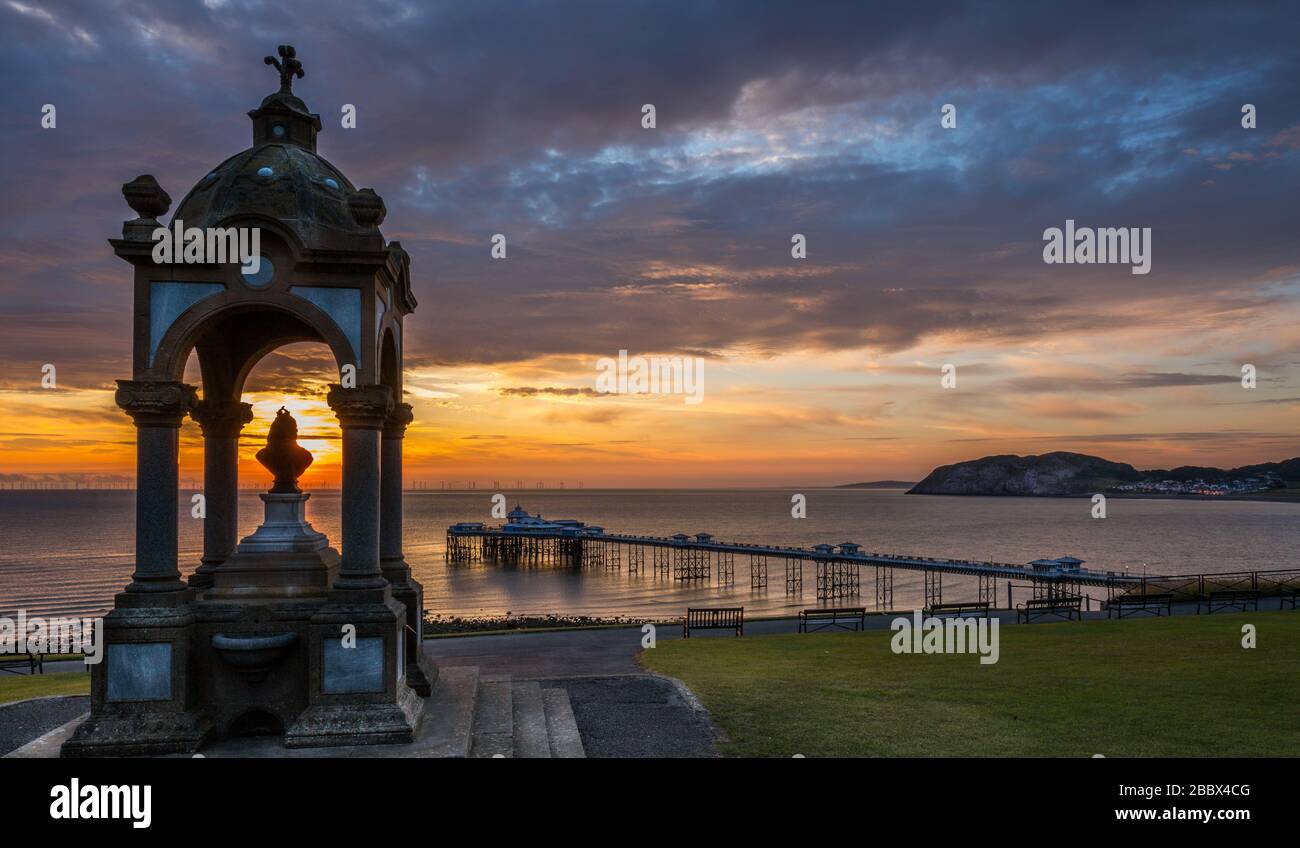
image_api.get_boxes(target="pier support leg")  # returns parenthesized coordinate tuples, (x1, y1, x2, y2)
(716, 551, 734, 586)
(875, 566, 893, 612)
(924, 570, 943, 608)
(785, 558, 803, 595)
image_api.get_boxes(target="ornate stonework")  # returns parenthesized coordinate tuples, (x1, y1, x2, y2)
(75, 44, 429, 756)
(264, 44, 304, 93)
(327, 384, 393, 429)
(115, 380, 197, 427)
(383, 402, 414, 438)
(348, 187, 387, 228)
(121, 174, 171, 219)
(190, 399, 254, 438)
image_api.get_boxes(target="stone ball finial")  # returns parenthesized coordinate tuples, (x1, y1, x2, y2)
(348, 188, 387, 228)
(256, 406, 314, 493)
(122, 175, 171, 220)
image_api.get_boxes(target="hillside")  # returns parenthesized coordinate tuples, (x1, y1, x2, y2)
(907, 452, 1299, 496)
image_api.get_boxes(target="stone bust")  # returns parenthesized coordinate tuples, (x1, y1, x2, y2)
(256, 406, 314, 493)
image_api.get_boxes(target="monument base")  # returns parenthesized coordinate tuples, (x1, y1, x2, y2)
(61, 594, 213, 757)
(282, 585, 423, 747)
(61, 707, 212, 758)
(382, 555, 438, 696)
(407, 646, 439, 698)
(284, 683, 424, 748)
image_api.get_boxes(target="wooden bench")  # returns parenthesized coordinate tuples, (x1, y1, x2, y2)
(924, 601, 990, 618)
(1196, 590, 1260, 614)
(683, 607, 743, 638)
(1016, 596, 1082, 623)
(799, 607, 866, 633)
(0, 651, 44, 675)
(1106, 593, 1173, 619)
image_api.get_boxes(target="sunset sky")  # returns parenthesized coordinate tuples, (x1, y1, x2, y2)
(1, 0, 1298, 488)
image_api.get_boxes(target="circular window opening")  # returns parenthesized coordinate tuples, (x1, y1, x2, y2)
(241, 256, 275, 289)
(272, 124, 286, 138)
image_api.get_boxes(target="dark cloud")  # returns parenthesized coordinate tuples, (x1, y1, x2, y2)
(1, 0, 1298, 380)
(1006, 372, 1247, 393)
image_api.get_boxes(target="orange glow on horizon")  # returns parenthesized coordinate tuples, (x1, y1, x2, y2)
(4, 310, 1298, 490)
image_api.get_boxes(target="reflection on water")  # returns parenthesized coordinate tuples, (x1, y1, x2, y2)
(1, 489, 1297, 619)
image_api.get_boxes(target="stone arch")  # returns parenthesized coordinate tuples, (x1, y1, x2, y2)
(156, 297, 358, 402)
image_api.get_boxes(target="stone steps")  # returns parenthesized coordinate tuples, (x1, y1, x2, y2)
(542, 687, 586, 758)
(412, 665, 479, 758)
(4, 663, 585, 759)
(466, 672, 584, 759)
(511, 681, 551, 758)
(469, 675, 514, 757)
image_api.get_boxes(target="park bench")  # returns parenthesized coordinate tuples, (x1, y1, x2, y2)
(1106, 593, 1173, 619)
(0, 650, 44, 675)
(924, 601, 990, 618)
(799, 606, 866, 633)
(1196, 589, 1260, 614)
(683, 607, 743, 638)
(1016, 596, 1081, 624)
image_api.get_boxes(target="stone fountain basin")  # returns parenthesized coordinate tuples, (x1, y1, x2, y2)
(212, 632, 299, 671)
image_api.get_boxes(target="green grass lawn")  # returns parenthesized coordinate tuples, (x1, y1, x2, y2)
(0, 673, 90, 705)
(642, 612, 1298, 757)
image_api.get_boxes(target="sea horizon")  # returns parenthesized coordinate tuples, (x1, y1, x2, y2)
(3, 487, 1295, 623)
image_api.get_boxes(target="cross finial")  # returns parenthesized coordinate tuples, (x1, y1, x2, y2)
(264, 44, 304, 93)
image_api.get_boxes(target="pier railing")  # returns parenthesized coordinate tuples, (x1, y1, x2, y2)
(1114, 569, 1300, 600)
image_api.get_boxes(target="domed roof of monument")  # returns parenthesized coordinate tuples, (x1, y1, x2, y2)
(170, 45, 379, 250)
(172, 143, 364, 248)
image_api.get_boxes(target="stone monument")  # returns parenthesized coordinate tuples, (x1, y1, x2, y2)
(63, 45, 436, 755)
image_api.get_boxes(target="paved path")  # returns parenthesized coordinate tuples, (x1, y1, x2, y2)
(0, 695, 88, 756)
(421, 609, 1124, 678)
(541, 676, 715, 757)
(423, 616, 848, 677)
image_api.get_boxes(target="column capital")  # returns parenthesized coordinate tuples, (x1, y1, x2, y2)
(115, 380, 197, 427)
(327, 384, 393, 430)
(383, 402, 414, 438)
(190, 399, 254, 438)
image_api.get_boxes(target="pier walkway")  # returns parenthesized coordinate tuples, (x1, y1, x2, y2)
(447, 509, 1299, 609)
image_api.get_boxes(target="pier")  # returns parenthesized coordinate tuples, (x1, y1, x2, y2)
(447, 509, 1152, 608)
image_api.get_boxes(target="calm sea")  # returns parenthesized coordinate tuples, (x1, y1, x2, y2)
(1, 489, 1296, 620)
